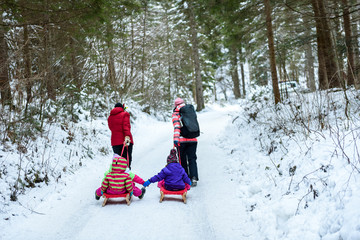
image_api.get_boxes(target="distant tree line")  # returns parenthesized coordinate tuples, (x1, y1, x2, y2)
(0, 0, 359, 137)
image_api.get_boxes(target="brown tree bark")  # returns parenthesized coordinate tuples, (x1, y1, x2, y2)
(141, 2, 148, 93)
(352, 0, 360, 89)
(264, 0, 280, 104)
(332, 0, 345, 84)
(43, 9, 56, 101)
(43, 23, 55, 100)
(128, 15, 135, 92)
(106, 23, 116, 91)
(165, 6, 172, 101)
(311, 0, 329, 89)
(230, 45, 241, 99)
(342, 0, 355, 86)
(0, 14, 12, 106)
(240, 63, 246, 97)
(23, 25, 32, 107)
(303, 15, 316, 91)
(186, 1, 205, 111)
(317, 0, 342, 88)
(246, 48, 253, 85)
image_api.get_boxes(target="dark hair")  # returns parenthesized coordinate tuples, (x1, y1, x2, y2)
(114, 103, 123, 108)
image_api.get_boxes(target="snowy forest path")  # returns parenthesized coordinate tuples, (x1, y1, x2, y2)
(1, 104, 255, 240)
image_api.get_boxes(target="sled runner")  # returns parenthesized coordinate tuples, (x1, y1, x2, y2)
(159, 186, 187, 204)
(102, 193, 131, 207)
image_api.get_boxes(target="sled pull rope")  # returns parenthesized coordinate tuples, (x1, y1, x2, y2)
(121, 144, 126, 156)
(120, 144, 130, 167)
(176, 147, 181, 165)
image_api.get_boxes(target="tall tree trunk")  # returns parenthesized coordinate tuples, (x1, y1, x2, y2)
(240, 63, 246, 97)
(43, 23, 51, 100)
(317, 0, 342, 88)
(264, 0, 280, 104)
(352, 0, 360, 89)
(106, 23, 116, 90)
(311, 0, 329, 89)
(186, 1, 205, 111)
(165, 5, 172, 102)
(230, 45, 241, 99)
(141, 3, 148, 93)
(332, 0, 345, 85)
(23, 25, 32, 108)
(42, 0, 55, 101)
(128, 15, 135, 92)
(245, 47, 253, 84)
(119, 20, 129, 95)
(278, 60, 283, 82)
(283, 62, 288, 82)
(0, 14, 12, 106)
(174, 54, 179, 92)
(304, 42, 316, 91)
(342, 0, 355, 86)
(213, 81, 217, 101)
(303, 15, 316, 91)
(43, 19, 55, 101)
(69, 35, 81, 93)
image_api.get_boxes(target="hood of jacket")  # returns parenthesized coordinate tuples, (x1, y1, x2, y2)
(110, 107, 124, 116)
(111, 154, 128, 173)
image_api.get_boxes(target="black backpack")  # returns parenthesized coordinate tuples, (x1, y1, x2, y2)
(179, 104, 200, 138)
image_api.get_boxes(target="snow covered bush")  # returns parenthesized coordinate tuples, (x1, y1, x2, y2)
(219, 87, 360, 239)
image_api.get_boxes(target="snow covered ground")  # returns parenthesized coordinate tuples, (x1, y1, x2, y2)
(1, 98, 360, 240)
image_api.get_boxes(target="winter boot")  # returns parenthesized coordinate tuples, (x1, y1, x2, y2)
(191, 178, 197, 187)
(138, 187, 146, 199)
(95, 191, 100, 200)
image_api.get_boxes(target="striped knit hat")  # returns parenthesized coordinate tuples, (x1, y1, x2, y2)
(167, 149, 178, 164)
(112, 154, 128, 172)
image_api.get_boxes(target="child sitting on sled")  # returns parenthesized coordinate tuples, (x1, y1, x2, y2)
(143, 149, 191, 191)
(95, 154, 146, 200)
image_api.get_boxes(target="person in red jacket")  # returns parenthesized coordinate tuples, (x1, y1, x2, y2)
(108, 103, 134, 169)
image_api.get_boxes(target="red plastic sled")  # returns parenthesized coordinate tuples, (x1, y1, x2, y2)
(159, 186, 187, 204)
(102, 193, 131, 207)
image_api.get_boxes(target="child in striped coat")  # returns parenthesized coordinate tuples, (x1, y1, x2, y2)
(95, 154, 146, 200)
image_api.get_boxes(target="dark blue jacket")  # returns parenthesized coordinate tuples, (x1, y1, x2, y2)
(149, 163, 191, 191)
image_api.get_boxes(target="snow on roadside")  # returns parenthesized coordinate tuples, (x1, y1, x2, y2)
(217, 92, 360, 239)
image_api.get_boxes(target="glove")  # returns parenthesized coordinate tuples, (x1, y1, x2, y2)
(124, 136, 131, 146)
(174, 141, 180, 147)
(130, 191, 133, 197)
(189, 180, 192, 186)
(143, 180, 151, 187)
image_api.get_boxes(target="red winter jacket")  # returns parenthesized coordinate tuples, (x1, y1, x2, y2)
(108, 107, 134, 146)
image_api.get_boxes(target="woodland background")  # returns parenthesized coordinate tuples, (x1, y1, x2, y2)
(0, 0, 360, 201)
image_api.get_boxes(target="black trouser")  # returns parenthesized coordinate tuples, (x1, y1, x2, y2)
(178, 142, 198, 181)
(112, 143, 133, 169)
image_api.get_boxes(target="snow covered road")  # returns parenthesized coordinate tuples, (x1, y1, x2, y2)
(3, 97, 360, 240)
(1, 104, 250, 240)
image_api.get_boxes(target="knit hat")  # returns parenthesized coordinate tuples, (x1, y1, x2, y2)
(174, 98, 184, 107)
(111, 154, 128, 172)
(167, 149, 178, 164)
(114, 102, 123, 108)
